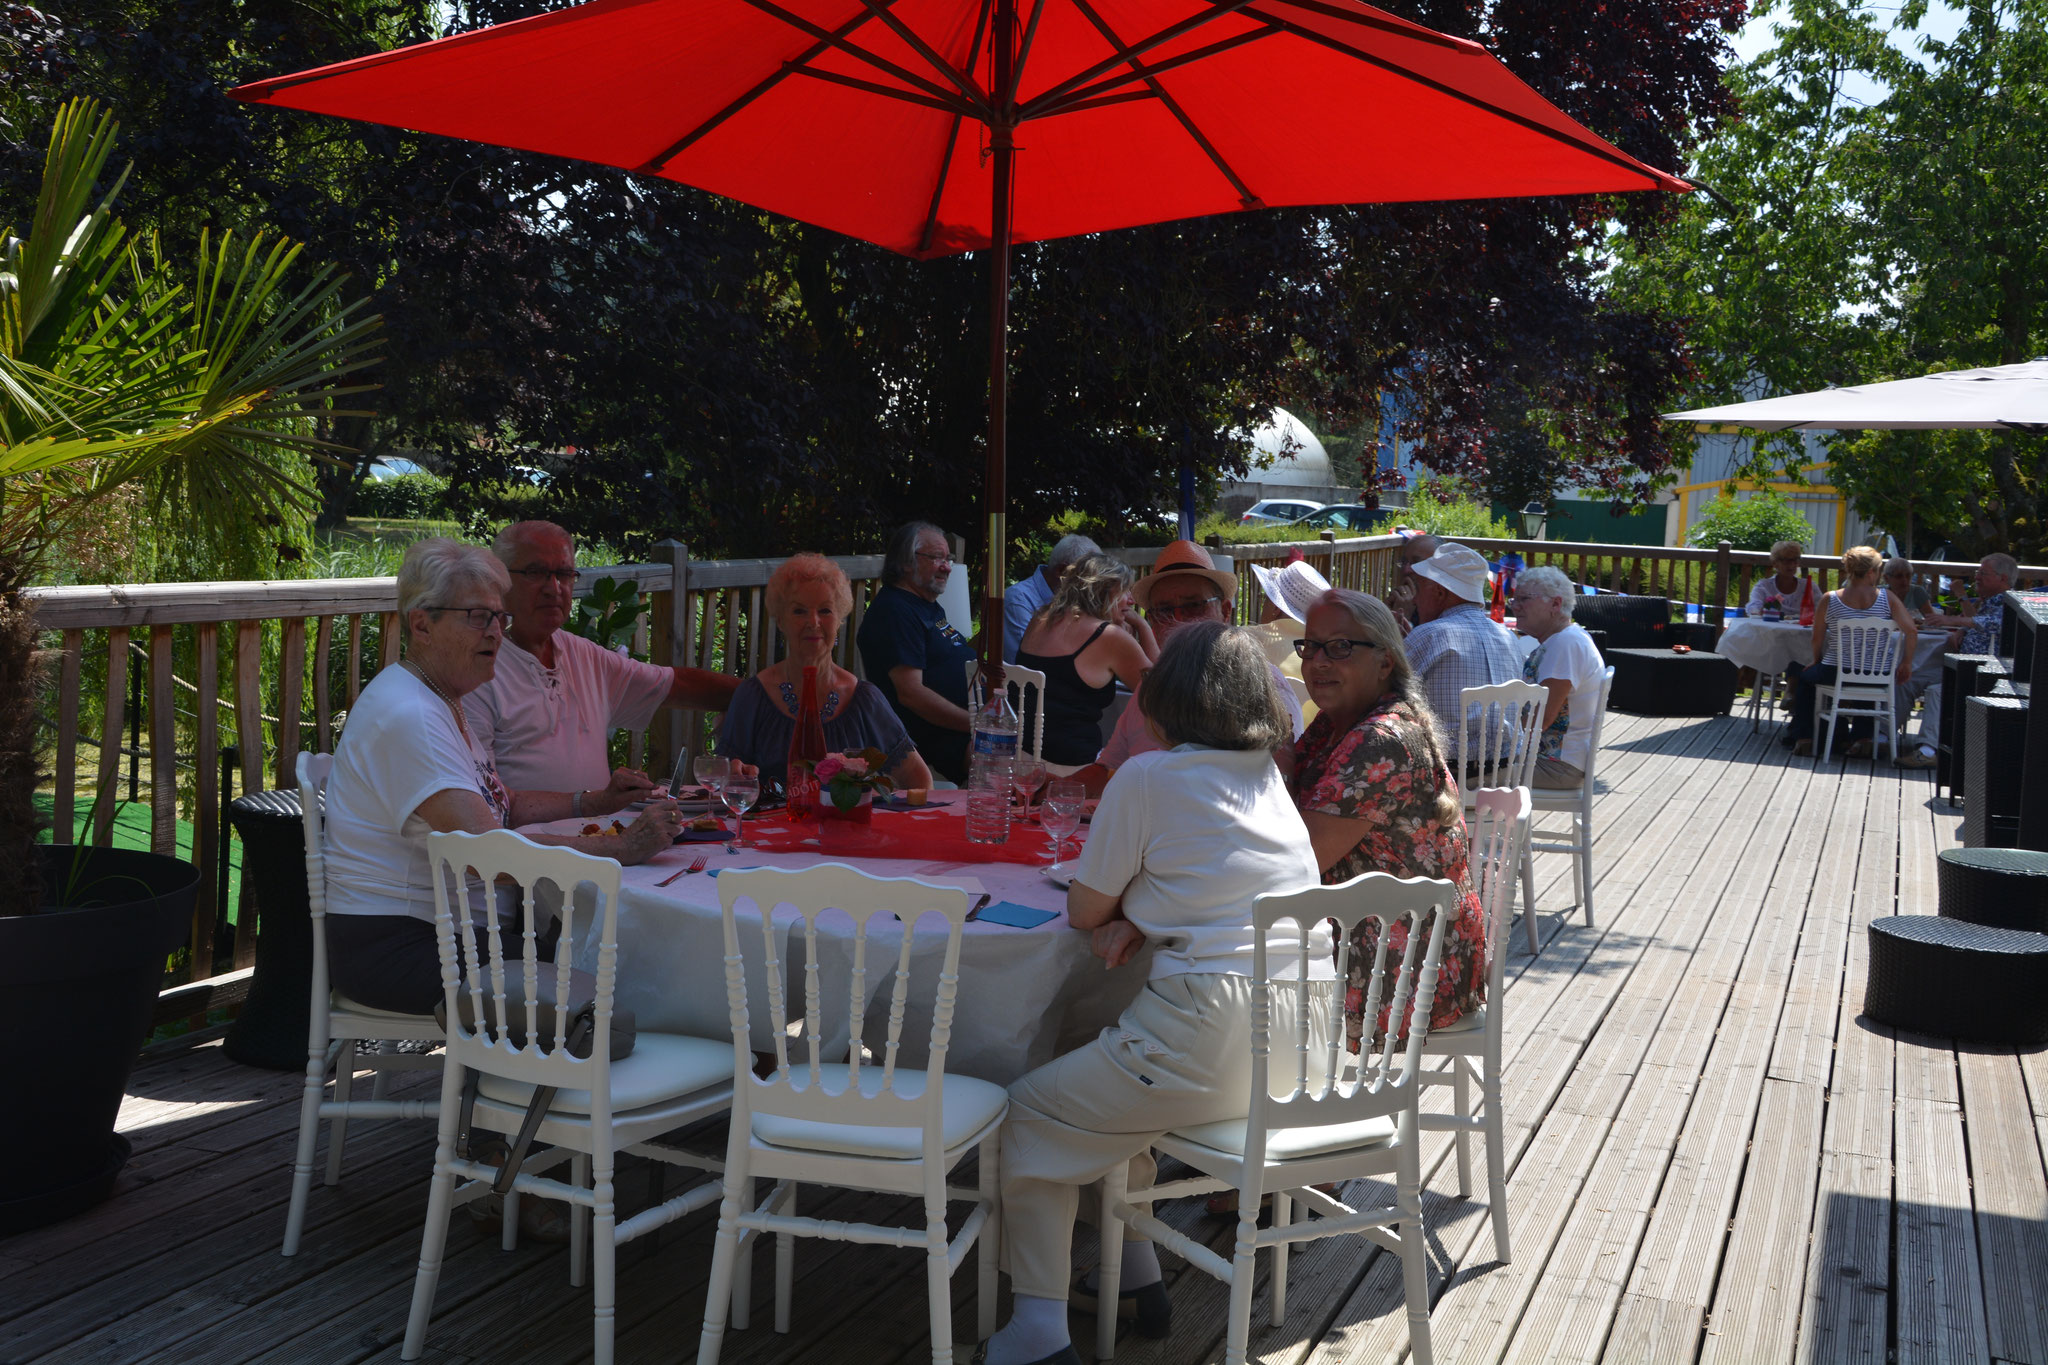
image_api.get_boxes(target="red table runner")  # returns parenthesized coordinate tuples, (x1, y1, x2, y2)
(739, 808, 1058, 867)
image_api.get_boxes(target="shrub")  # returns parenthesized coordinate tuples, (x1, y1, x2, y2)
(350, 472, 447, 520)
(1684, 490, 1817, 551)
(1397, 479, 1516, 539)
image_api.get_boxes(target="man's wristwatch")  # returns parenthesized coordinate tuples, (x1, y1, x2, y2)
(572, 789, 585, 817)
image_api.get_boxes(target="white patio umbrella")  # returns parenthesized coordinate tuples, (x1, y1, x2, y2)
(1665, 359, 2048, 431)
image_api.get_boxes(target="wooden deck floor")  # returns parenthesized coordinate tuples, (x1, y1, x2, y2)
(6, 712, 2046, 1365)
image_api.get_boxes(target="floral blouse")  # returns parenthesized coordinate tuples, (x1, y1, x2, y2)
(1290, 694, 1488, 1046)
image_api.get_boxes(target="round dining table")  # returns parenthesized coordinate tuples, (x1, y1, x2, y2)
(1718, 617, 1947, 680)
(537, 805, 1148, 1086)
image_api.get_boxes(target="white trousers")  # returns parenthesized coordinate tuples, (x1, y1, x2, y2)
(998, 972, 1336, 1300)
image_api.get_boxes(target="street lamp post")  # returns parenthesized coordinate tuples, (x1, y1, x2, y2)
(1520, 500, 1549, 541)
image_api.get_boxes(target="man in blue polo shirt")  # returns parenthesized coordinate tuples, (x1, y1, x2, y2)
(858, 521, 977, 781)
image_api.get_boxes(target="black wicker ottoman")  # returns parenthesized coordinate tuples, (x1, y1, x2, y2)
(1937, 848, 2048, 932)
(1606, 648, 1739, 716)
(1572, 595, 1672, 649)
(1864, 915, 2048, 1043)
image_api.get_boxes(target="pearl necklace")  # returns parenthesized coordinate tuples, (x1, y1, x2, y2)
(405, 660, 474, 742)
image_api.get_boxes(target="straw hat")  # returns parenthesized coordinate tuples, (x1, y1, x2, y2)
(1133, 540, 1238, 609)
(1251, 560, 1332, 624)
(1410, 542, 1492, 604)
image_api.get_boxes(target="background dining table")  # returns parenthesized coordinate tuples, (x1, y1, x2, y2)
(535, 806, 1150, 1085)
(1717, 616, 1947, 680)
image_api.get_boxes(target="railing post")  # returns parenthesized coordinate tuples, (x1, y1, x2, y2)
(653, 538, 692, 778)
(1714, 540, 1733, 628)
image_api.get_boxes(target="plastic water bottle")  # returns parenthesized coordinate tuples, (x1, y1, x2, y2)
(965, 671, 1018, 844)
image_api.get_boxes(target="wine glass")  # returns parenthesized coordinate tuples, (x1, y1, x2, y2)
(720, 772, 759, 853)
(1042, 779, 1086, 871)
(692, 753, 730, 805)
(1011, 754, 1047, 814)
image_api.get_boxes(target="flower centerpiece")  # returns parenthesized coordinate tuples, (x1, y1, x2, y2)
(813, 749, 895, 821)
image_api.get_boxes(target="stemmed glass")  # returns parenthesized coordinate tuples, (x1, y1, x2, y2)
(1042, 779, 1086, 873)
(720, 771, 759, 854)
(1011, 754, 1047, 815)
(692, 753, 730, 806)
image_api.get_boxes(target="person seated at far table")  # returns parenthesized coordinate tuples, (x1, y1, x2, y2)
(1402, 542, 1522, 751)
(979, 623, 1330, 1365)
(1286, 588, 1487, 1047)
(1015, 553, 1156, 774)
(1249, 556, 1330, 725)
(1783, 545, 1916, 757)
(1003, 532, 1103, 663)
(1896, 551, 2018, 769)
(1385, 529, 1439, 632)
(1512, 566, 1608, 789)
(1883, 557, 1934, 619)
(1746, 540, 1814, 619)
(857, 520, 977, 783)
(462, 520, 740, 816)
(718, 553, 932, 791)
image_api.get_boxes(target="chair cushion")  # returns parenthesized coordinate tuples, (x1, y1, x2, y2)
(332, 990, 438, 1024)
(1432, 1005, 1487, 1034)
(750, 1064, 1008, 1159)
(1173, 1112, 1396, 1160)
(476, 1032, 732, 1116)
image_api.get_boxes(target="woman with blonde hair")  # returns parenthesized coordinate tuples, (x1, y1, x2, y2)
(1015, 552, 1157, 771)
(717, 553, 933, 788)
(1783, 544, 1917, 756)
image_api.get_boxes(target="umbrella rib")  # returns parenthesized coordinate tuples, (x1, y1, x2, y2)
(638, 6, 890, 171)
(736, 0, 977, 113)
(918, 0, 996, 255)
(1025, 23, 1282, 120)
(786, 64, 982, 115)
(1261, 0, 1469, 51)
(1064, 0, 1262, 207)
(1018, 0, 1264, 117)
(851, 0, 992, 112)
(1009, 0, 1051, 106)
(1238, 2, 1678, 187)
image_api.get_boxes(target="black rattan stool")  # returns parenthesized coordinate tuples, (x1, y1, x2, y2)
(1864, 915, 2048, 1043)
(1606, 648, 1739, 716)
(1937, 848, 2048, 932)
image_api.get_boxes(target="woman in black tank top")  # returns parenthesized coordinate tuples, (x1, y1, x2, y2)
(1016, 554, 1157, 767)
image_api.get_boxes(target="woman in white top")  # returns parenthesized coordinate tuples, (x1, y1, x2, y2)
(980, 624, 1329, 1365)
(1783, 545, 1917, 756)
(1511, 566, 1608, 787)
(1746, 540, 1815, 619)
(323, 539, 685, 1015)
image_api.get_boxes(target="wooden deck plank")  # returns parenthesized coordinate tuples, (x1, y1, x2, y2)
(1894, 1032, 1992, 1365)
(1956, 1045, 2048, 1365)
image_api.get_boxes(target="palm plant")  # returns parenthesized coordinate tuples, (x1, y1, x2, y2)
(1, 98, 383, 916)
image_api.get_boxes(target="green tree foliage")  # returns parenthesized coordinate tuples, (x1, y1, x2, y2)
(1683, 489, 1818, 550)
(1609, 0, 2048, 557)
(1399, 480, 1516, 539)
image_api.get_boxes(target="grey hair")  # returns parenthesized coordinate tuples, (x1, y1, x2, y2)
(1517, 565, 1574, 613)
(882, 520, 945, 585)
(1883, 557, 1916, 577)
(767, 552, 853, 619)
(397, 538, 511, 639)
(1047, 533, 1102, 573)
(1402, 533, 1440, 558)
(1310, 587, 1461, 828)
(1770, 540, 1805, 560)
(1040, 553, 1133, 626)
(491, 519, 574, 565)
(1983, 551, 2019, 581)
(1136, 622, 1287, 751)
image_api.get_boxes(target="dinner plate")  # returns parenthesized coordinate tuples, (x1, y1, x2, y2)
(1041, 864, 1074, 890)
(673, 827, 731, 844)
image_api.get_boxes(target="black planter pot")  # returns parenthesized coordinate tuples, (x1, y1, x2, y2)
(0, 845, 198, 1234)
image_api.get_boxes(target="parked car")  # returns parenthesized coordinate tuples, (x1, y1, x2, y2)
(1240, 498, 1325, 525)
(365, 457, 430, 481)
(1294, 504, 1390, 533)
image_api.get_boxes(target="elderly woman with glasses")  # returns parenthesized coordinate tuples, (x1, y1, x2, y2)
(322, 538, 685, 1017)
(1882, 557, 1933, 619)
(1287, 588, 1487, 1044)
(1746, 540, 1814, 619)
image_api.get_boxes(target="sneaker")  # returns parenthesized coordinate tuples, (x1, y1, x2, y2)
(1896, 749, 1938, 769)
(1070, 1273, 1172, 1339)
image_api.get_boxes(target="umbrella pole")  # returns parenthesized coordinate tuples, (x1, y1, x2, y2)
(982, 0, 1017, 679)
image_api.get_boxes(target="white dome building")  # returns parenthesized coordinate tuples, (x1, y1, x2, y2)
(1219, 407, 1356, 515)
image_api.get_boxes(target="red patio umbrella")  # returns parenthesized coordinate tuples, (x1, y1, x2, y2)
(231, 0, 1686, 655)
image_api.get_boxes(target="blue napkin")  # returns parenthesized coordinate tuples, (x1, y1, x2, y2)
(705, 865, 764, 879)
(973, 901, 1058, 929)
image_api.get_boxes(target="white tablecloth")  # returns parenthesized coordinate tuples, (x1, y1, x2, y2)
(537, 816, 1145, 1086)
(1718, 618, 1946, 679)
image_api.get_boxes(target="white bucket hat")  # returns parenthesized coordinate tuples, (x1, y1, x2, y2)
(1410, 542, 1492, 604)
(1250, 560, 1333, 624)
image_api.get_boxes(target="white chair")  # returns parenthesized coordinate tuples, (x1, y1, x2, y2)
(964, 658, 1048, 761)
(1816, 622, 1904, 763)
(403, 830, 731, 1365)
(1098, 872, 1458, 1365)
(697, 864, 1005, 1365)
(1744, 665, 1787, 733)
(1521, 666, 1614, 933)
(1452, 679, 1547, 801)
(1422, 786, 1531, 1266)
(281, 751, 444, 1257)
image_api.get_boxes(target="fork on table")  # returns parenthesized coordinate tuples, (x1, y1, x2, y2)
(657, 854, 709, 887)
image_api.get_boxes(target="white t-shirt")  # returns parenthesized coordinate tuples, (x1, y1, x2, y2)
(326, 667, 512, 923)
(1522, 623, 1606, 773)
(1075, 745, 1331, 980)
(462, 630, 674, 794)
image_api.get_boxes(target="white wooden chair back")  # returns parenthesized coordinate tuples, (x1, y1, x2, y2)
(1246, 873, 1457, 1163)
(1453, 680, 1547, 795)
(1469, 786, 1533, 973)
(297, 752, 335, 1018)
(1832, 621, 1903, 687)
(425, 830, 624, 1104)
(717, 863, 973, 1160)
(964, 658, 1048, 761)
(1573, 667, 1616, 785)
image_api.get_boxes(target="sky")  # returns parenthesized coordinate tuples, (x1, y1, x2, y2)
(1725, 1, 1967, 71)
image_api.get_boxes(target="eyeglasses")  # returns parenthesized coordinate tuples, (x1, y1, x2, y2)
(1148, 596, 1222, 622)
(428, 606, 512, 632)
(914, 550, 954, 566)
(512, 567, 578, 586)
(1294, 637, 1380, 661)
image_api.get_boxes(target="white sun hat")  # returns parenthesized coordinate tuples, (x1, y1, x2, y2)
(1410, 542, 1492, 604)
(1250, 559, 1333, 624)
